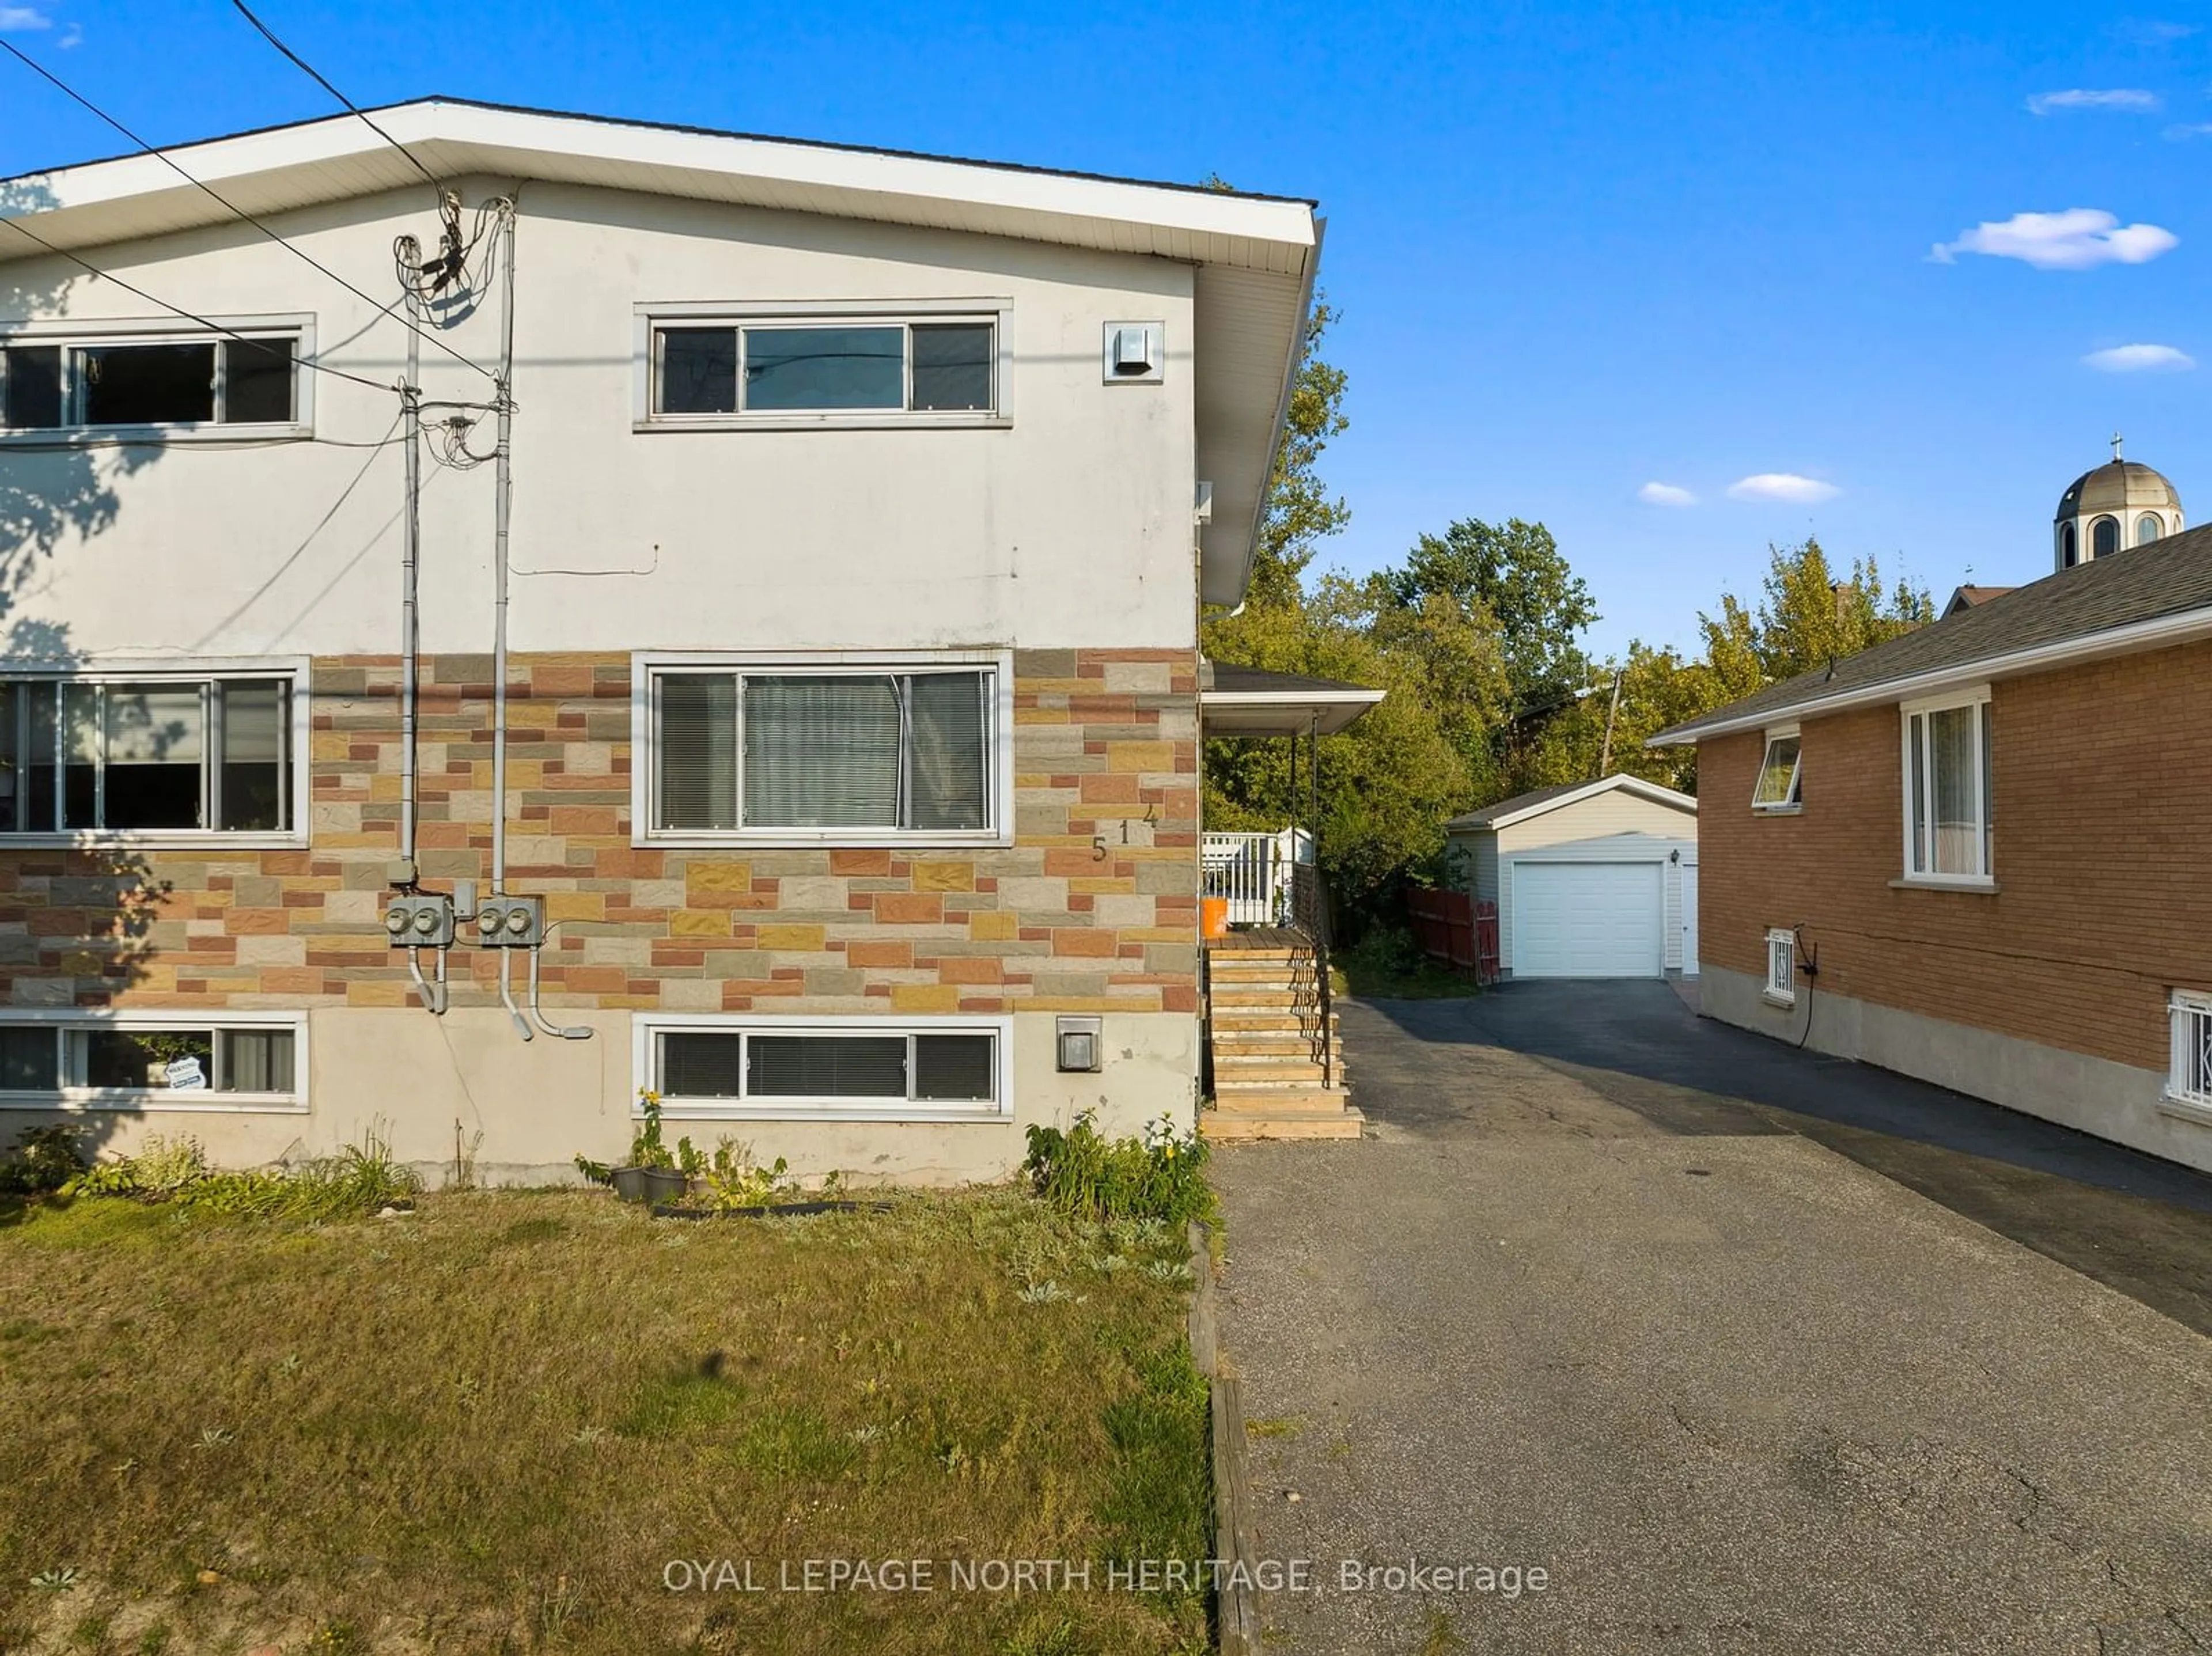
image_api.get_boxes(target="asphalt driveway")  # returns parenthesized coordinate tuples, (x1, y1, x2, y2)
(1211, 981, 2212, 1655)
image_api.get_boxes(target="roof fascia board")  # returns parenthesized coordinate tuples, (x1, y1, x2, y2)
(1448, 774, 1696, 833)
(1648, 601, 2212, 746)
(6, 101, 1319, 265)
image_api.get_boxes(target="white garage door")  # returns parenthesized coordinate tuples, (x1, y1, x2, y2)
(1511, 861, 1665, 979)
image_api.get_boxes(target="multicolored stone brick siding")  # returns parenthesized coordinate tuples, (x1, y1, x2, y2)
(0, 649, 1200, 1017)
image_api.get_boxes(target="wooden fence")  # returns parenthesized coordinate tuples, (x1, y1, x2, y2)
(1407, 889, 1500, 984)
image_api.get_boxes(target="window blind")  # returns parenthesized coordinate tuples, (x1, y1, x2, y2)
(743, 676, 902, 827)
(658, 674, 736, 830)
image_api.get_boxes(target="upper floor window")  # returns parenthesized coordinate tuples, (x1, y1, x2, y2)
(0, 671, 299, 839)
(2092, 516, 2119, 559)
(637, 304, 1005, 428)
(1902, 688, 1992, 884)
(2137, 514, 2164, 547)
(637, 654, 1009, 846)
(0, 325, 304, 435)
(1751, 726, 1801, 811)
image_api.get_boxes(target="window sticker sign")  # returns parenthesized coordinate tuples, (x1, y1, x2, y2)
(164, 1056, 207, 1090)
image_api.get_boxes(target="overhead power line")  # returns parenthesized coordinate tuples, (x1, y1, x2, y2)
(229, 0, 444, 193)
(0, 212, 396, 397)
(0, 37, 495, 385)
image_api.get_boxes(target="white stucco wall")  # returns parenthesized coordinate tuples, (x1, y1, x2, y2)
(0, 179, 1199, 660)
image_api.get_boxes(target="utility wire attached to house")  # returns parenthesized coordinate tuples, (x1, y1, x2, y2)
(0, 37, 497, 385)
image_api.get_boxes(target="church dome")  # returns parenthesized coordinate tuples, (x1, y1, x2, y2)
(2052, 445, 2183, 573)
(2055, 460, 2181, 522)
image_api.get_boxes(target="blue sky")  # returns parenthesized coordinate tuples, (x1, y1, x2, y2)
(0, 1, 2205, 658)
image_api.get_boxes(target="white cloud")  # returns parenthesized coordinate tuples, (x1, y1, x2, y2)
(2165, 122, 2212, 139)
(56, 21, 78, 45)
(1728, 473, 1840, 505)
(0, 6, 54, 29)
(2083, 342, 2195, 372)
(2118, 20, 2196, 43)
(2027, 88, 2162, 115)
(1637, 482, 1696, 507)
(1930, 209, 2178, 270)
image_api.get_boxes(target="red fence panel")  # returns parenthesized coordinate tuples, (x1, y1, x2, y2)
(1406, 889, 1499, 985)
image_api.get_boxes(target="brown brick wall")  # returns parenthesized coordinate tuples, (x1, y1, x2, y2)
(0, 649, 1200, 1018)
(1699, 639, 2212, 1072)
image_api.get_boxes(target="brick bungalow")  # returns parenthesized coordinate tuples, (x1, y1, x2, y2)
(1651, 521, 2212, 1174)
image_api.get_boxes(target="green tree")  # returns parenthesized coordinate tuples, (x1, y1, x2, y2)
(1739, 536, 1933, 683)
(1381, 518, 1598, 711)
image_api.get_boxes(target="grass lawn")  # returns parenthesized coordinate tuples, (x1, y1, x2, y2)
(1332, 957, 1481, 1001)
(0, 1189, 1211, 1656)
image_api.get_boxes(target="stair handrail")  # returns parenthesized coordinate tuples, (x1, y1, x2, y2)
(1288, 861, 1333, 1089)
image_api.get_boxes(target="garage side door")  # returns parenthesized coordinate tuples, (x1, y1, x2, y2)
(1510, 861, 1665, 979)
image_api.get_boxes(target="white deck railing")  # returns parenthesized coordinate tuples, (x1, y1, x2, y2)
(1201, 828, 1313, 926)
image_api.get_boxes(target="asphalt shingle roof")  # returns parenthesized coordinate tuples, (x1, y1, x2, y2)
(1654, 522, 2212, 742)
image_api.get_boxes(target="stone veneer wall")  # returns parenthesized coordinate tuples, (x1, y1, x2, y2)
(0, 649, 1201, 1020)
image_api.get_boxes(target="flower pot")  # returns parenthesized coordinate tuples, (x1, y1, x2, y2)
(609, 1165, 654, 1203)
(641, 1168, 688, 1206)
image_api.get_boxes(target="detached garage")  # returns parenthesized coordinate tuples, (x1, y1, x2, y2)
(1444, 775, 1699, 980)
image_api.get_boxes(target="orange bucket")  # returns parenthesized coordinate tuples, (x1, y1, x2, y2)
(1200, 896, 1230, 940)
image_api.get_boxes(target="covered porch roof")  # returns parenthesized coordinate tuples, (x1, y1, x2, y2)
(1199, 662, 1385, 736)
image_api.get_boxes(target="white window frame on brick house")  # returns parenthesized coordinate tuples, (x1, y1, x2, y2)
(1764, 928, 1797, 1006)
(0, 313, 317, 446)
(1751, 723, 1802, 812)
(632, 1013, 1014, 1123)
(0, 658, 311, 848)
(1899, 685, 1994, 888)
(0, 1008, 308, 1113)
(630, 650, 1014, 850)
(631, 299, 1014, 433)
(2165, 991, 2212, 1123)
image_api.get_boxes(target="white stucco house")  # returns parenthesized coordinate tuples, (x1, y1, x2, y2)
(0, 98, 1346, 1183)
(1445, 775, 1699, 979)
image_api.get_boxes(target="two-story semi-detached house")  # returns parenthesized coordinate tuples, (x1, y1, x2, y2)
(0, 99, 1326, 1183)
(1652, 455, 2212, 1174)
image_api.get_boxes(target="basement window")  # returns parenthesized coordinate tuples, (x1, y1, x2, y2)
(2168, 991, 2212, 1114)
(0, 1014, 305, 1109)
(1751, 727, 1802, 811)
(0, 673, 297, 838)
(642, 308, 1001, 424)
(0, 328, 303, 434)
(642, 655, 1005, 846)
(641, 1017, 1009, 1120)
(1764, 929, 1797, 1006)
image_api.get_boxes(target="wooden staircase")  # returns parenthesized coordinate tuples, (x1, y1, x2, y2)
(1202, 942, 1364, 1141)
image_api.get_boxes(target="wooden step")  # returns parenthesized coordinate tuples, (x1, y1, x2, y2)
(1210, 988, 1324, 1009)
(1202, 1104, 1365, 1142)
(1206, 946, 1306, 962)
(1210, 1084, 1354, 1112)
(1211, 1032, 1323, 1056)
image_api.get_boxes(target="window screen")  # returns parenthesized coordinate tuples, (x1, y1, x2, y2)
(913, 1033, 994, 1101)
(660, 328, 738, 416)
(910, 323, 993, 411)
(0, 1027, 55, 1090)
(657, 674, 737, 831)
(1, 345, 62, 430)
(80, 342, 216, 426)
(661, 1032, 744, 1098)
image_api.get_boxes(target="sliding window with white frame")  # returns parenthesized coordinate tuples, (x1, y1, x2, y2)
(635, 1014, 1013, 1123)
(0, 1010, 307, 1112)
(0, 315, 315, 442)
(634, 301, 1011, 430)
(0, 664, 307, 843)
(1900, 688, 1993, 885)
(633, 652, 1012, 848)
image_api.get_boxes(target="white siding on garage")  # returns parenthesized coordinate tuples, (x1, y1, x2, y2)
(1510, 861, 1665, 978)
(1446, 782, 1698, 976)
